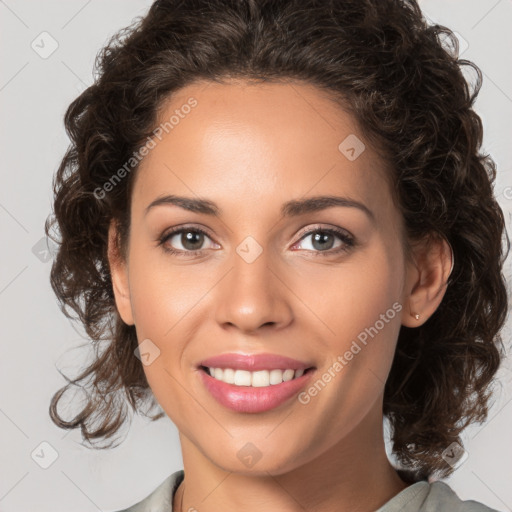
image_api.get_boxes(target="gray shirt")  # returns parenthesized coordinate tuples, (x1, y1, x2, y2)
(113, 469, 501, 511)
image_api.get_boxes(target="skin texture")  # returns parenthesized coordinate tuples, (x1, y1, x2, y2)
(108, 79, 453, 512)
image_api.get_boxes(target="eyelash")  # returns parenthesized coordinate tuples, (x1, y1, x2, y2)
(157, 225, 356, 258)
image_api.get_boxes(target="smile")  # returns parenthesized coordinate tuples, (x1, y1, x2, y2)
(198, 365, 316, 413)
(202, 366, 310, 386)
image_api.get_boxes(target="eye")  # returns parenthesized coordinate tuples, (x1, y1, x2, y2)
(157, 226, 219, 256)
(157, 225, 356, 258)
(292, 226, 355, 256)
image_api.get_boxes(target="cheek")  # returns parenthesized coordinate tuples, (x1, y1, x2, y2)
(336, 249, 403, 376)
(125, 248, 180, 379)
(129, 274, 170, 338)
(127, 244, 199, 334)
(293, 248, 403, 377)
(126, 246, 213, 376)
(295, 249, 401, 331)
(126, 253, 195, 419)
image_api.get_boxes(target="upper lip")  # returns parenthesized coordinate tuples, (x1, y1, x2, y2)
(198, 352, 315, 372)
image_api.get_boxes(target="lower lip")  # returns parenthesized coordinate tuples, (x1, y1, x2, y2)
(198, 367, 315, 413)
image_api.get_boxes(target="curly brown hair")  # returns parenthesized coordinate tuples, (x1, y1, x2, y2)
(45, 0, 510, 481)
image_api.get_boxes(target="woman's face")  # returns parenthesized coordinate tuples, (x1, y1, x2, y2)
(111, 79, 413, 474)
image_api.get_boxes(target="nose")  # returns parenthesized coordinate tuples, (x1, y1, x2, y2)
(213, 247, 293, 334)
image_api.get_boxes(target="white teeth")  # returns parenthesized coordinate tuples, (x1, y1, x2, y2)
(282, 369, 295, 381)
(251, 370, 269, 387)
(222, 368, 235, 384)
(269, 369, 284, 385)
(234, 370, 252, 386)
(206, 367, 307, 387)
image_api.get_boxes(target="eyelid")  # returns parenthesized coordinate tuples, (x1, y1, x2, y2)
(291, 224, 355, 254)
(159, 224, 218, 247)
(294, 223, 353, 242)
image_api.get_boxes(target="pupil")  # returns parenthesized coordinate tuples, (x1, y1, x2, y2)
(182, 231, 203, 250)
(312, 232, 334, 251)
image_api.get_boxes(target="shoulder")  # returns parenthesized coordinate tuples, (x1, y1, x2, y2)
(111, 469, 184, 512)
(378, 479, 501, 512)
(423, 481, 501, 512)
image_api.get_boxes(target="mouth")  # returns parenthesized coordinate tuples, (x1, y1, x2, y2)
(199, 365, 315, 387)
(198, 352, 315, 372)
(196, 352, 317, 413)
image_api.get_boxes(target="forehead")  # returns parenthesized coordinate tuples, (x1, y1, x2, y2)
(132, 79, 394, 224)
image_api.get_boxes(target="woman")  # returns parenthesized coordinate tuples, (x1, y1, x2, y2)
(45, 0, 509, 510)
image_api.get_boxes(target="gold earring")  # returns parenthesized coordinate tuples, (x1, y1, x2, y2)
(409, 298, 420, 320)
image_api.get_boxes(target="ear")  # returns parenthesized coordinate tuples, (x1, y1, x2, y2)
(402, 235, 453, 327)
(107, 219, 135, 326)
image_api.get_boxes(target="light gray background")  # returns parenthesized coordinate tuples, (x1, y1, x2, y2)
(0, 1, 511, 511)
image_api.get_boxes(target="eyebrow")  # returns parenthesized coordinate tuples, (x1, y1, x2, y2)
(144, 194, 375, 221)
